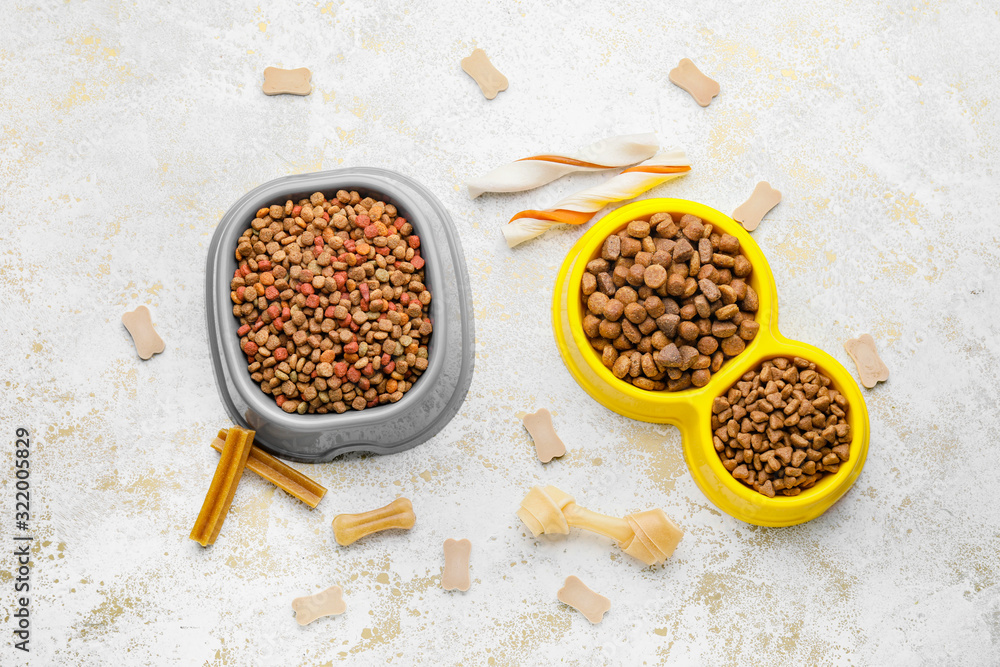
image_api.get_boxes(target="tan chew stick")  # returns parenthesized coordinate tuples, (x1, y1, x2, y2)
(516, 485, 683, 565)
(333, 498, 415, 546)
(262, 67, 312, 96)
(522, 409, 566, 463)
(122, 306, 165, 360)
(212, 429, 326, 508)
(190, 427, 255, 547)
(669, 58, 720, 107)
(442, 538, 472, 592)
(292, 585, 346, 626)
(461, 49, 508, 100)
(732, 182, 782, 232)
(557, 576, 611, 624)
(844, 334, 889, 388)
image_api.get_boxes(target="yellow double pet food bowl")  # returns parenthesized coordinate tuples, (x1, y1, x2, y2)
(553, 199, 869, 526)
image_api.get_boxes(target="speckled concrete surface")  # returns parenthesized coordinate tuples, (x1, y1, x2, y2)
(2, 1, 999, 665)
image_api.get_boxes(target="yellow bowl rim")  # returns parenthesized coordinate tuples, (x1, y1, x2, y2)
(552, 198, 870, 524)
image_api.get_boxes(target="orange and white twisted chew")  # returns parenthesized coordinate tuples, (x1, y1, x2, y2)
(501, 149, 691, 247)
(467, 133, 659, 199)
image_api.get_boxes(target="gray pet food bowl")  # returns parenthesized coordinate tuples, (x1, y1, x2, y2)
(205, 168, 475, 462)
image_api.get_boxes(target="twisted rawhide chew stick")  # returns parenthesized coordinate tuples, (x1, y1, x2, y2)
(502, 149, 691, 247)
(516, 485, 683, 565)
(466, 133, 659, 198)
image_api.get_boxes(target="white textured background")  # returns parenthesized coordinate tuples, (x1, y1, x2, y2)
(1, 0, 999, 665)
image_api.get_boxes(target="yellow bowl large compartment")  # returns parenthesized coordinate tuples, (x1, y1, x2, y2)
(553, 199, 869, 527)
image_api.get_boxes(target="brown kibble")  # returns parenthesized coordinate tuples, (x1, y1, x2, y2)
(699, 278, 721, 302)
(643, 264, 668, 289)
(715, 357, 850, 497)
(588, 292, 610, 315)
(714, 304, 739, 320)
(739, 319, 760, 341)
(627, 220, 651, 238)
(733, 255, 752, 278)
(666, 272, 686, 296)
(621, 237, 642, 257)
(583, 213, 756, 392)
(711, 320, 738, 338)
(603, 299, 625, 322)
(720, 335, 746, 357)
(602, 235, 621, 261)
(624, 302, 647, 324)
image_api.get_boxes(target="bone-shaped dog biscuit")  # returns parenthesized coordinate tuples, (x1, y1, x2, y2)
(333, 497, 415, 546)
(557, 576, 610, 624)
(122, 306, 165, 360)
(292, 585, 346, 626)
(262, 67, 312, 96)
(844, 333, 889, 388)
(669, 58, 720, 107)
(442, 539, 471, 592)
(522, 408, 566, 463)
(461, 49, 508, 100)
(732, 182, 782, 232)
(516, 486, 683, 565)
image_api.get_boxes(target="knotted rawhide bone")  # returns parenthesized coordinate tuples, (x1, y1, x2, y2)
(211, 429, 326, 508)
(502, 149, 692, 247)
(332, 497, 415, 546)
(516, 485, 683, 565)
(190, 427, 255, 547)
(466, 133, 659, 198)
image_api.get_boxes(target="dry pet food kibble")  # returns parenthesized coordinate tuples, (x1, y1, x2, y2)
(557, 576, 611, 624)
(122, 306, 165, 360)
(522, 408, 566, 463)
(333, 497, 415, 546)
(230, 190, 432, 415)
(292, 585, 346, 625)
(581, 212, 760, 391)
(713, 357, 852, 498)
(844, 334, 889, 388)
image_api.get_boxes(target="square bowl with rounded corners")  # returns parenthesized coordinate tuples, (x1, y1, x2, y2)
(553, 198, 869, 526)
(206, 168, 475, 462)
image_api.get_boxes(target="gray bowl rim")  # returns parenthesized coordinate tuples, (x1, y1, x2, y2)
(205, 167, 475, 462)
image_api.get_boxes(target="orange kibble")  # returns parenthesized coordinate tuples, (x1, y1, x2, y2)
(260, 272, 275, 286)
